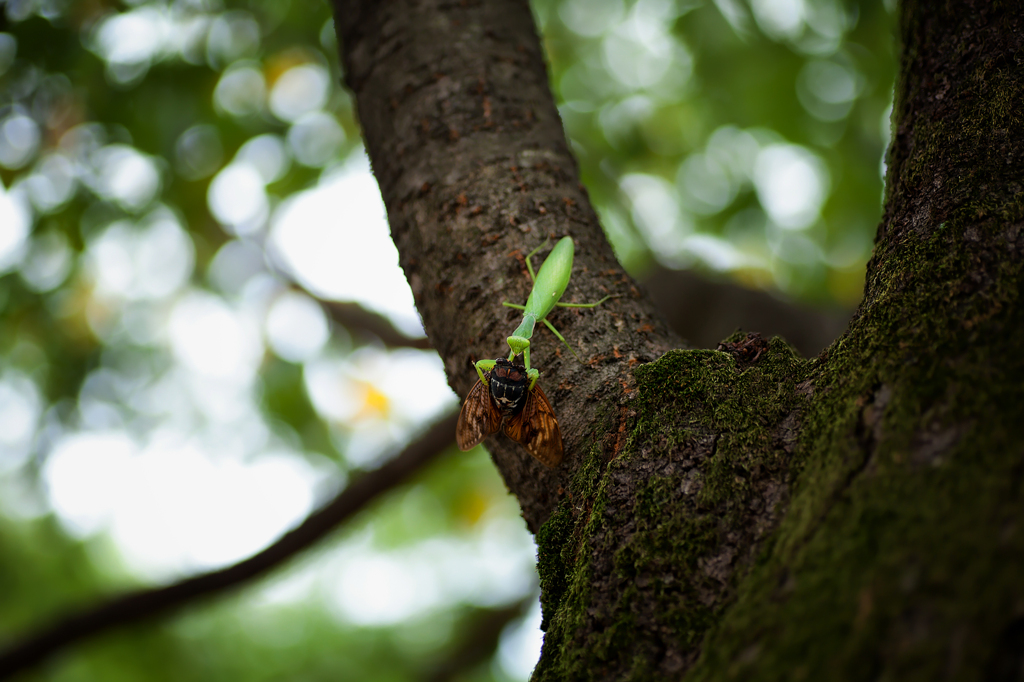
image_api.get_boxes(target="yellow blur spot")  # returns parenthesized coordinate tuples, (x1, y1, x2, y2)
(457, 490, 489, 527)
(353, 381, 390, 421)
(57, 280, 103, 345)
(264, 48, 317, 88)
(828, 266, 866, 307)
(731, 266, 774, 290)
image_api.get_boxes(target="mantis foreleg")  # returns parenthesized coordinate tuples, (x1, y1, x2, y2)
(474, 357, 539, 390)
(474, 358, 497, 384)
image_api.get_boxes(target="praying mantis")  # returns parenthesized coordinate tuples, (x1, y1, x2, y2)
(456, 236, 613, 467)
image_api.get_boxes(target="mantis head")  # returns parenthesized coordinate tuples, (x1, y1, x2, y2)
(506, 335, 533, 374)
(506, 335, 530, 358)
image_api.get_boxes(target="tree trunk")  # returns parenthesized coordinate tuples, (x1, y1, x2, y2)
(332, 0, 679, 533)
(333, 1, 1024, 680)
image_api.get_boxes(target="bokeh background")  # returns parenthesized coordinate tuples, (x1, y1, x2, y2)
(0, 0, 894, 679)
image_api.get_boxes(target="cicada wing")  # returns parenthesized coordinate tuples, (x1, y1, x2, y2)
(456, 380, 502, 451)
(502, 383, 563, 467)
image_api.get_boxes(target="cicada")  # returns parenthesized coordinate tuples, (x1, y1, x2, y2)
(456, 357, 563, 468)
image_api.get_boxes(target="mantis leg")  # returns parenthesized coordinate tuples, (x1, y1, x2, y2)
(474, 358, 496, 384)
(541, 318, 580, 360)
(526, 367, 539, 390)
(555, 294, 617, 308)
(502, 302, 526, 310)
(523, 239, 550, 282)
(505, 339, 531, 372)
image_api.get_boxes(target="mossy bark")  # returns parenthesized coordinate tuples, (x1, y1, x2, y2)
(335, 0, 1024, 679)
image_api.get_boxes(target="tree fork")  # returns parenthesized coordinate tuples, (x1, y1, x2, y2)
(335, 0, 1024, 679)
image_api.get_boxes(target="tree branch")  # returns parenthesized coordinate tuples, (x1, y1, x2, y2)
(423, 595, 534, 682)
(319, 297, 431, 350)
(642, 265, 853, 357)
(0, 412, 458, 679)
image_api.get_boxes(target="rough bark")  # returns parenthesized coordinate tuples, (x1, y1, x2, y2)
(333, 0, 679, 533)
(334, 0, 1024, 680)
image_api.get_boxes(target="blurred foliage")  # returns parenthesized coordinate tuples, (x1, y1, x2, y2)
(0, 0, 893, 679)
(0, 450, 530, 682)
(535, 0, 895, 305)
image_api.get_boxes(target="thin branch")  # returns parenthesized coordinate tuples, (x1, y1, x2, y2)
(423, 595, 535, 682)
(0, 411, 459, 679)
(320, 298, 431, 350)
(643, 264, 853, 357)
(265, 239, 429, 350)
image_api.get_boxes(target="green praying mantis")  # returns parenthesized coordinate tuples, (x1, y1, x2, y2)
(456, 236, 613, 467)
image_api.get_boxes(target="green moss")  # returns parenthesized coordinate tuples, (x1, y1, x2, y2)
(536, 102, 1024, 674)
(534, 445, 608, 679)
(537, 200, 1023, 679)
(890, 2, 1024, 232)
(683, 145, 1024, 680)
(534, 338, 810, 681)
(535, 496, 575, 631)
(536, 5, 1023, 680)
(616, 475, 719, 648)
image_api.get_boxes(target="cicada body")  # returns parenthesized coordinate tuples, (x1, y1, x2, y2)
(456, 358, 563, 468)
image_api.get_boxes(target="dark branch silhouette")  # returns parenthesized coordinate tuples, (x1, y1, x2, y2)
(320, 298, 432, 350)
(0, 411, 458, 679)
(312, 264, 850, 358)
(423, 595, 534, 682)
(642, 265, 853, 357)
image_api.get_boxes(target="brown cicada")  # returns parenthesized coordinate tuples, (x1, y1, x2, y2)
(455, 357, 562, 468)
